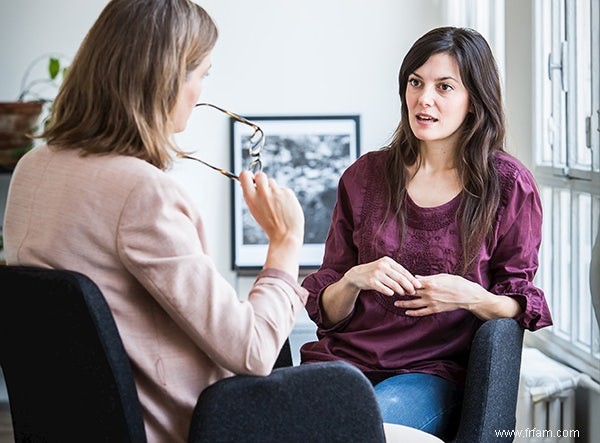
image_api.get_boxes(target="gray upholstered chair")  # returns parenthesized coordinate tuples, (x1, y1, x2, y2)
(266, 318, 524, 443)
(191, 317, 524, 443)
(189, 360, 385, 442)
(266, 317, 524, 443)
(451, 318, 524, 443)
(0, 265, 385, 443)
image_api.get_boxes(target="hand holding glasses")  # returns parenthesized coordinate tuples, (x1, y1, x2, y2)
(178, 103, 265, 181)
(181, 103, 305, 276)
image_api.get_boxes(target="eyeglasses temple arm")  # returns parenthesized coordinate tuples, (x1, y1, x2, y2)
(178, 154, 239, 181)
(195, 102, 261, 132)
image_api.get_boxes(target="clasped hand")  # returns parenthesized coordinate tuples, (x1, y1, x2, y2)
(394, 273, 478, 316)
(344, 257, 478, 316)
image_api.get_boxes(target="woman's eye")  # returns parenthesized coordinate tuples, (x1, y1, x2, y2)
(440, 83, 454, 91)
(408, 78, 420, 87)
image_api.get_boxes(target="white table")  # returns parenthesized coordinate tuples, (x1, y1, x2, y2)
(383, 423, 444, 442)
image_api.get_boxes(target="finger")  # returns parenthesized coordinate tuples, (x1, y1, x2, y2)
(379, 274, 408, 296)
(374, 280, 397, 296)
(376, 258, 412, 291)
(384, 268, 419, 295)
(412, 276, 423, 290)
(397, 273, 420, 294)
(403, 307, 432, 317)
(362, 262, 412, 296)
(362, 273, 397, 296)
(252, 171, 269, 187)
(393, 295, 430, 313)
(239, 170, 256, 197)
(415, 275, 431, 287)
(363, 267, 404, 295)
(253, 172, 272, 198)
(397, 268, 423, 290)
(384, 259, 422, 290)
(394, 298, 425, 309)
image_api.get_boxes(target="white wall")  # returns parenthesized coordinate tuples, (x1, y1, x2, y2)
(169, 0, 443, 284)
(0, 0, 444, 361)
(0, 0, 443, 283)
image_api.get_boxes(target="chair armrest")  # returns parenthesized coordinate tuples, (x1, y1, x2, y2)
(273, 338, 293, 369)
(188, 360, 386, 443)
(452, 318, 524, 443)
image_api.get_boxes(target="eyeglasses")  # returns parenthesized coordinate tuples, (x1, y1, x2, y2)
(178, 102, 265, 181)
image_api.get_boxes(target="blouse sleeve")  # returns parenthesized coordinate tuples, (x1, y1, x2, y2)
(302, 166, 362, 331)
(488, 166, 553, 331)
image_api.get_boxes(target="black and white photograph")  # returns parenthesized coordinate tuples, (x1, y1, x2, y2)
(231, 115, 360, 271)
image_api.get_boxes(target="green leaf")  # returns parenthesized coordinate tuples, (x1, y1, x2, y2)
(48, 57, 60, 80)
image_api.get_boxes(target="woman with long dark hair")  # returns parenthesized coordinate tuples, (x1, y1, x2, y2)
(300, 26, 552, 440)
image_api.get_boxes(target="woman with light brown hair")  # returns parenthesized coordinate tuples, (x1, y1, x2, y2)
(4, 0, 307, 440)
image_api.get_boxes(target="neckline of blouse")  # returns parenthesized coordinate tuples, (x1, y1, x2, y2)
(404, 192, 462, 230)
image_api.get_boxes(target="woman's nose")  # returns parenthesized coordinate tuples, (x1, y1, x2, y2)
(417, 87, 435, 107)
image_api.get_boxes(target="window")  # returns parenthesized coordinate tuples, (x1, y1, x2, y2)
(528, 0, 600, 379)
(443, 0, 506, 79)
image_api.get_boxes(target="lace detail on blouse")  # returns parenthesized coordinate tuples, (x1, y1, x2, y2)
(354, 153, 464, 315)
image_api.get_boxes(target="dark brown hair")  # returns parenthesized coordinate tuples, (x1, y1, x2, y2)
(42, 0, 218, 170)
(384, 26, 505, 274)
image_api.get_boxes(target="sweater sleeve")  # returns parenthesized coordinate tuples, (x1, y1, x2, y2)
(488, 165, 553, 331)
(117, 175, 307, 376)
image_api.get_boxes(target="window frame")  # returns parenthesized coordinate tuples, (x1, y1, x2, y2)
(527, 0, 600, 380)
(444, 0, 599, 380)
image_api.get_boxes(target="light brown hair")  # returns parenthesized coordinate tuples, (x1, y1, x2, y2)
(42, 0, 218, 170)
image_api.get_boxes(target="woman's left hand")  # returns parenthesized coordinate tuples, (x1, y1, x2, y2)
(394, 273, 522, 320)
(393, 273, 479, 316)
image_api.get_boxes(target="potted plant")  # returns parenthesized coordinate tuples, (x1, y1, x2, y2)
(0, 54, 68, 172)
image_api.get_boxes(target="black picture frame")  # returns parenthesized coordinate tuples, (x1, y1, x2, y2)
(230, 115, 360, 272)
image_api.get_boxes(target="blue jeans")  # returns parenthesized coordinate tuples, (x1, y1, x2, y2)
(373, 373, 462, 440)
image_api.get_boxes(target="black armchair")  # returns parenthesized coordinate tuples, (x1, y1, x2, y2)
(0, 266, 146, 442)
(189, 361, 385, 442)
(0, 266, 385, 443)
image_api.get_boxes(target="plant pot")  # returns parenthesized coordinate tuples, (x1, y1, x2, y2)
(0, 101, 44, 172)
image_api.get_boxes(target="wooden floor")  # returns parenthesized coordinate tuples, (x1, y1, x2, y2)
(0, 403, 13, 443)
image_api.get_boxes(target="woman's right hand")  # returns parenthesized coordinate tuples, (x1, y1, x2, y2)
(343, 256, 422, 296)
(320, 256, 421, 326)
(239, 171, 304, 276)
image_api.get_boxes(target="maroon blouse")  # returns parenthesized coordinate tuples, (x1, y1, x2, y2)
(300, 149, 553, 386)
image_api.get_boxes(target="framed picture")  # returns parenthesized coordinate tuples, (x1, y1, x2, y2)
(230, 115, 360, 272)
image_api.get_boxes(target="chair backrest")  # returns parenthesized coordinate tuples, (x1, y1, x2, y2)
(452, 318, 524, 443)
(189, 360, 386, 443)
(0, 265, 147, 443)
